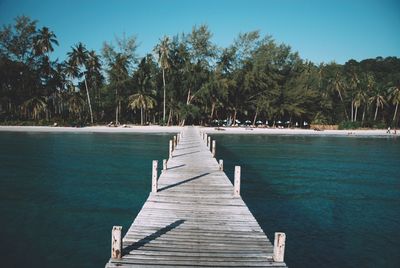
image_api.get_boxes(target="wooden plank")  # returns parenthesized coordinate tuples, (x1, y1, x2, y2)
(105, 127, 287, 268)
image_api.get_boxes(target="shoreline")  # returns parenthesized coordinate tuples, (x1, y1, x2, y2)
(0, 125, 396, 136)
(0, 125, 184, 133)
(200, 126, 394, 136)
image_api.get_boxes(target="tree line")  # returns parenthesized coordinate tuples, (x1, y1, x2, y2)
(1, 16, 399, 128)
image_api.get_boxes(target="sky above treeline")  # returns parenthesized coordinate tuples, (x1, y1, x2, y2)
(0, 0, 399, 64)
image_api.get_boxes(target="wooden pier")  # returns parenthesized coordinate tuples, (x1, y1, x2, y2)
(105, 127, 288, 267)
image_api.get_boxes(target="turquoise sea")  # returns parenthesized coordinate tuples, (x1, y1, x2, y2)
(0, 132, 399, 268)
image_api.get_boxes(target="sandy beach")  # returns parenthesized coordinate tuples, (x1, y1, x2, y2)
(0, 125, 184, 133)
(200, 126, 395, 136)
(0, 125, 395, 136)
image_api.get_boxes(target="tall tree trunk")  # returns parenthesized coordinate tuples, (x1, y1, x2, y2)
(84, 77, 94, 124)
(351, 101, 354, 122)
(186, 89, 191, 105)
(233, 109, 237, 126)
(115, 104, 118, 124)
(167, 109, 172, 126)
(140, 107, 143, 125)
(118, 100, 121, 125)
(115, 88, 119, 124)
(162, 68, 166, 122)
(252, 108, 258, 126)
(354, 106, 358, 122)
(393, 102, 398, 123)
(374, 102, 379, 121)
(338, 90, 349, 121)
(362, 104, 366, 123)
(210, 102, 216, 119)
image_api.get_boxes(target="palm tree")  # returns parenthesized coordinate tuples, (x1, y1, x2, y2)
(128, 93, 156, 125)
(34, 27, 58, 56)
(86, 50, 103, 112)
(154, 36, 171, 122)
(360, 73, 375, 123)
(329, 72, 349, 120)
(348, 72, 359, 122)
(353, 90, 366, 122)
(369, 89, 387, 121)
(21, 96, 47, 120)
(108, 53, 130, 125)
(67, 43, 94, 124)
(67, 92, 85, 121)
(389, 85, 400, 125)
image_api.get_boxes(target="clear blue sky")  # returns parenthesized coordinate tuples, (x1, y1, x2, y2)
(0, 0, 399, 64)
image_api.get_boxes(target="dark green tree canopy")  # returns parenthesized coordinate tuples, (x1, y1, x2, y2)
(1, 16, 400, 128)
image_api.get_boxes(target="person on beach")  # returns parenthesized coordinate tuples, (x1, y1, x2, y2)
(387, 127, 391, 134)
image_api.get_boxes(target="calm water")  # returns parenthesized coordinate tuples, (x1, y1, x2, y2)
(0, 132, 399, 268)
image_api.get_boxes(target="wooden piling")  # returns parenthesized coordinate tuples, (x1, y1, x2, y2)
(234, 166, 241, 196)
(169, 140, 173, 158)
(219, 159, 223, 171)
(111, 226, 122, 259)
(152, 160, 158, 193)
(204, 133, 207, 144)
(163, 159, 167, 171)
(212, 140, 216, 157)
(207, 136, 211, 151)
(173, 135, 177, 147)
(273, 232, 286, 262)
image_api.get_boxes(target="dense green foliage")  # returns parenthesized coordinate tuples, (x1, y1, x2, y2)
(1, 16, 399, 127)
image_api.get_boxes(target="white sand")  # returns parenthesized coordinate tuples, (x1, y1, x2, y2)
(200, 126, 394, 137)
(0, 125, 184, 133)
(0, 125, 395, 136)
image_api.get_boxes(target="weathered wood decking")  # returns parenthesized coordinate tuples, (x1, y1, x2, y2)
(105, 127, 288, 267)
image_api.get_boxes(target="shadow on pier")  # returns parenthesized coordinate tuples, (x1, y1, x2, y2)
(158, 172, 210, 192)
(123, 219, 185, 254)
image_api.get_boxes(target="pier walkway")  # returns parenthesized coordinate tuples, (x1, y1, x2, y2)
(105, 127, 287, 267)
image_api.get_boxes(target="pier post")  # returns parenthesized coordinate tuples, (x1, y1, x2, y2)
(212, 140, 216, 157)
(169, 140, 173, 158)
(111, 226, 122, 259)
(273, 232, 286, 262)
(204, 133, 207, 144)
(152, 160, 158, 193)
(234, 166, 241, 196)
(174, 135, 177, 148)
(208, 137, 211, 151)
(219, 159, 223, 171)
(163, 159, 167, 171)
